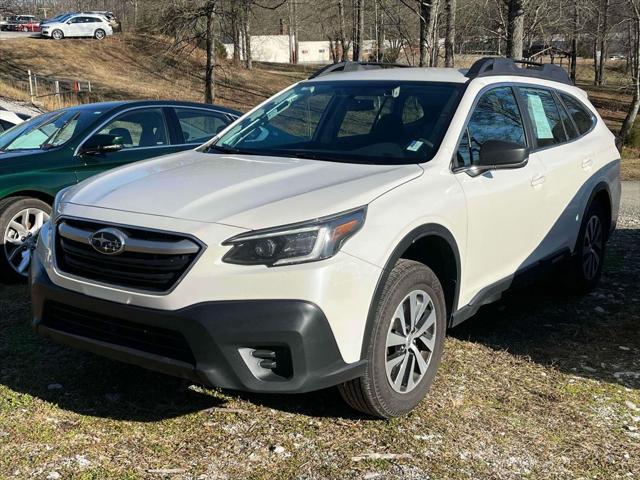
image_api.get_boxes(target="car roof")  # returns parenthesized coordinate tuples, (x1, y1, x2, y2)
(307, 67, 469, 84)
(61, 100, 241, 117)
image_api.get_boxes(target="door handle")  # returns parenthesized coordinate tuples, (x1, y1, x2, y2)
(582, 158, 594, 170)
(531, 173, 546, 187)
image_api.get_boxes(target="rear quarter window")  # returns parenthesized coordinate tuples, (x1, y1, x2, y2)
(559, 93, 596, 135)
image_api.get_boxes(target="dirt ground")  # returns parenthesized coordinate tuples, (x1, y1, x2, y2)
(0, 187, 638, 479)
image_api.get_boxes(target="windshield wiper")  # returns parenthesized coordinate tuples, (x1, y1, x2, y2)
(206, 145, 262, 156)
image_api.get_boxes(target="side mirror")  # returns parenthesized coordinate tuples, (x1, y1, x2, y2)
(464, 140, 529, 177)
(79, 134, 124, 155)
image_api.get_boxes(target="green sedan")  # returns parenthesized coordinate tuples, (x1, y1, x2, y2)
(0, 100, 240, 281)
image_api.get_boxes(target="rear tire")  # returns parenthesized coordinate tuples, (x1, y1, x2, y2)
(562, 200, 608, 294)
(94, 29, 106, 40)
(0, 197, 51, 283)
(338, 259, 446, 418)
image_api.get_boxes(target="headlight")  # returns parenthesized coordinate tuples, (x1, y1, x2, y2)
(222, 207, 366, 266)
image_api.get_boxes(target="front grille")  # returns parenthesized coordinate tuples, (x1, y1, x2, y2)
(55, 218, 203, 293)
(43, 301, 196, 365)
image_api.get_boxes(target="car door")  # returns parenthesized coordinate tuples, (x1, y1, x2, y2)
(64, 17, 84, 37)
(76, 107, 187, 182)
(516, 86, 586, 259)
(453, 85, 547, 299)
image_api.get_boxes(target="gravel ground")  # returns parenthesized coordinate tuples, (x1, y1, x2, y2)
(620, 181, 640, 226)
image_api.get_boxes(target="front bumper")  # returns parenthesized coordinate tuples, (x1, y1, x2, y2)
(31, 258, 366, 393)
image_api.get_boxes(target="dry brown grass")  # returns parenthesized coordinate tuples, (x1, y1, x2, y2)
(0, 34, 309, 112)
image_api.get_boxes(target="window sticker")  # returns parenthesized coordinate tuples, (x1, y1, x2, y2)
(406, 140, 424, 151)
(527, 94, 554, 139)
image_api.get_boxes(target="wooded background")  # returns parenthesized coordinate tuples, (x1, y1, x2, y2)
(2, 0, 640, 141)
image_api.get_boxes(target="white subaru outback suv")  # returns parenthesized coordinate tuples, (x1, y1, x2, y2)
(30, 58, 620, 418)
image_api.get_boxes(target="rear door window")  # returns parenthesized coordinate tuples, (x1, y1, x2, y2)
(174, 108, 230, 144)
(519, 87, 567, 148)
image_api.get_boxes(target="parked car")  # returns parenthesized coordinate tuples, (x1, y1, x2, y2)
(0, 100, 239, 279)
(40, 12, 76, 26)
(82, 11, 121, 32)
(40, 13, 112, 40)
(0, 16, 9, 31)
(29, 59, 621, 418)
(6, 15, 40, 32)
(0, 108, 31, 133)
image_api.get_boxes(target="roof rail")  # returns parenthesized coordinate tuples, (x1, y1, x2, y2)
(465, 57, 573, 85)
(308, 61, 410, 79)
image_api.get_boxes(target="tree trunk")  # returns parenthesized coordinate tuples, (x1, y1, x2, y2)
(620, 18, 640, 143)
(293, 0, 299, 64)
(597, 0, 609, 86)
(506, 0, 524, 59)
(338, 0, 348, 61)
(204, 2, 216, 104)
(429, 0, 440, 66)
(593, 9, 601, 85)
(570, 0, 578, 82)
(444, 0, 456, 67)
(419, 1, 430, 66)
(232, 3, 241, 64)
(244, 2, 252, 70)
(353, 0, 364, 61)
(379, 5, 385, 61)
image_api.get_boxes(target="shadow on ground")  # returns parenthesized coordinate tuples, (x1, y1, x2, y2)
(0, 229, 637, 421)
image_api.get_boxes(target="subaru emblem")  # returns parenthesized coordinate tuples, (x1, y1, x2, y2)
(89, 228, 127, 255)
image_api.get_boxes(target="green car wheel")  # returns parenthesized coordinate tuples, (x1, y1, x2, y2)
(0, 197, 51, 282)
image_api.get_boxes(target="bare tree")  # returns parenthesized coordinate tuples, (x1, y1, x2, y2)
(444, 0, 456, 66)
(353, 0, 365, 61)
(506, 0, 524, 58)
(204, 1, 216, 103)
(620, 0, 640, 142)
(338, 0, 349, 60)
(419, 0, 438, 66)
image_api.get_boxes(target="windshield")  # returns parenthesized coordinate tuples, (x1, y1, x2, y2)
(212, 81, 463, 165)
(0, 108, 95, 153)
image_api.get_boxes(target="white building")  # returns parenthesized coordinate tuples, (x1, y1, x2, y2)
(224, 35, 379, 64)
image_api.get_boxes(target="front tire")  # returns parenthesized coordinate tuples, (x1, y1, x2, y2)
(338, 259, 446, 418)
(51, 29, 63, 40)
(0, 197, 51, 282)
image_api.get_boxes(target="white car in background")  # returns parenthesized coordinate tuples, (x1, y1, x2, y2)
(40, 13, 113, 40)
(0, 108, 30, 133)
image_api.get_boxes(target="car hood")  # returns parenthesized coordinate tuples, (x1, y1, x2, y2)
(66, 150, 423, 229)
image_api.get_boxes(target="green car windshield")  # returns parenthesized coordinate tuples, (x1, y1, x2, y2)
(0, 108, 98, 153)
(211, 81, 463, 165)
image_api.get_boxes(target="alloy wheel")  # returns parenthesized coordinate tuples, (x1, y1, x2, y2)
(3, 207, 49, 276)
(385, 289, 437, 394)
(582, 214, 603, 281)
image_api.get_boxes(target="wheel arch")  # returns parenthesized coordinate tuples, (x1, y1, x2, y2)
(0, 190, 55, 207)
(582, 181, 612, 242)
(359, 223, 461, 359)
